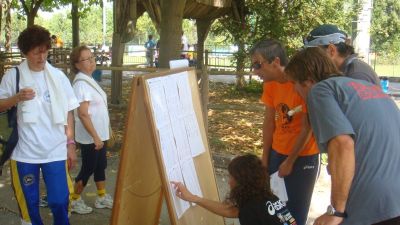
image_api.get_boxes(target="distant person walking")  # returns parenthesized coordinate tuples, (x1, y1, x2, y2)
(144, 35, 156, 67)
(303, 24, 380, 86)
(285, 47, 400, 225)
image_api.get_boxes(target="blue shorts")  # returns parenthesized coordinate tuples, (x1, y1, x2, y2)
(10, 160, 72, 225)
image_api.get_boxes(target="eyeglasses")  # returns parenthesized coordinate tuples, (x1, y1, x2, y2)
(252, 61, 266, 70)
(79, 55, 95, 63)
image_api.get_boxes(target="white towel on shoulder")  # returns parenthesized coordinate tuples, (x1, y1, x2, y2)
(19, 60, 68, 125)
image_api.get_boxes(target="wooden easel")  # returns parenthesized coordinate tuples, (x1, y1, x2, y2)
(111, 68, 225, 225)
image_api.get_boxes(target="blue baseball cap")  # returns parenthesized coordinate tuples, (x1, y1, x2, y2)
(304, 24, 348, 47)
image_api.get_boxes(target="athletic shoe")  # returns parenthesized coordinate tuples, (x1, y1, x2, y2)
(71, 198, 93, 214)
(94, 194, 113, 209)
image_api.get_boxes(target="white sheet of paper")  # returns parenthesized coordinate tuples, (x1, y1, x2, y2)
(184, 113, 205, 157)
(171, 120, 192, 162)
(158, 125, 179, 171)
(181, 158, 203, 199)
(169, 59, 189, 69)
(270, 172, 288, 202)
(147, 77, 170, 128)
(168, 165, 190, 219)
(176, 73, 194, 116)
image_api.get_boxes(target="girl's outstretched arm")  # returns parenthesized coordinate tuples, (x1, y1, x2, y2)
(171, 181, 239, 218)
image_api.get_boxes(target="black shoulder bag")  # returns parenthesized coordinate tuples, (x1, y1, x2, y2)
(0, 67, 20, 175)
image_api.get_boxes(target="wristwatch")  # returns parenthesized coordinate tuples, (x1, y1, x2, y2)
(327, 205, 347, 218)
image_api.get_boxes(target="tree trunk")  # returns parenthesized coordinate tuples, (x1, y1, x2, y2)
(196, 18, 212, 128)
(158, 0, 186, 68)
(71, 0, 80, 48)
(20, 0, 44, 27)
(235, 41, 246, 89)
(110, 0, 138, 104)
(4, 0, 11, 53)
(0, 0, 3, 40)
(27, 13, 35, 27)
(111, 35, 124, 105)
(196, 18, 213, 70)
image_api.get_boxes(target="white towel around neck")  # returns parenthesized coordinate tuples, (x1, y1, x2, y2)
(19, 60, 68, 125)
(73, 72, 107, 106)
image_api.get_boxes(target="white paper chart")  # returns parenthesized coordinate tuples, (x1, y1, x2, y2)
(146, 72, 205, 218)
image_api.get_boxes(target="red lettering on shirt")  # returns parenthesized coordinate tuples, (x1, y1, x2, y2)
(347, 82, 389, 100)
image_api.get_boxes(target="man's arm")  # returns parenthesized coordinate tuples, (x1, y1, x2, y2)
(262, 105, 275, 168)
(328, 134, 355, 212)
(314, 134, 355, 225)
(278, 113, 312, 177)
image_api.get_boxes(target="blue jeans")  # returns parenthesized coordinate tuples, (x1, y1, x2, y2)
(268, 149, 320, 225)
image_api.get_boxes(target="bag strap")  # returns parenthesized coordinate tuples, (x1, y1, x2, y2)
(7, 67, 20, 128)
(16, 67, 20, 93)
(73, 79, 107, 106)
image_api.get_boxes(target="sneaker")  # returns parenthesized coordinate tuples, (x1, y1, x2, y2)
(94, 194, 113, 209)
(71, 198, 93, 214)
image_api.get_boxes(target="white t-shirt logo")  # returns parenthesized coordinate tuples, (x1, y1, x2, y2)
(43, 90, 51, 103)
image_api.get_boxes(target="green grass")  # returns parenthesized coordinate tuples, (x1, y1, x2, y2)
(373, 64, 400, 77)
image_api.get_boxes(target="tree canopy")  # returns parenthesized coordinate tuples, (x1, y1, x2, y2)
(371, 0, 400, 59)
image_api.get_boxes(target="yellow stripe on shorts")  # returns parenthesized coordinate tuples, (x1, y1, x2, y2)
(10, 160, 31, 223)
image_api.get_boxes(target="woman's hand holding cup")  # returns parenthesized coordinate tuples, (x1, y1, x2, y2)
(18, 87, 36, 102)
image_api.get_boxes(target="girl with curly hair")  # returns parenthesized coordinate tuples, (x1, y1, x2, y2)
(172, 154, 297, 225)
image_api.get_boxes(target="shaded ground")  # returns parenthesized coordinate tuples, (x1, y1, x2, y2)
(208, 82, 264, 156)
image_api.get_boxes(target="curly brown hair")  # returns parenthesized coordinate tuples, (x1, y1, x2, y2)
(227, 154, 274, 207)
(17, 25, 51, 55)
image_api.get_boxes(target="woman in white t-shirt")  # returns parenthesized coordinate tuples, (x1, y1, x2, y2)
(69, 46, 113, 214)
(0, 25, 79, 225)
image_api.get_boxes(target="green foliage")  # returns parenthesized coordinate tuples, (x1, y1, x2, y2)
(371, 0, 400, 58)
(2, 5, 113, 46)
(242, 79, 263, 94)
(134, 12, 158, 44)
(228, 79, 263, 96)
(210, 0, 358, 58)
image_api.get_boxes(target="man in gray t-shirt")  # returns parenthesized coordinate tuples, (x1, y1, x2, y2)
(285, 47, 400, 225)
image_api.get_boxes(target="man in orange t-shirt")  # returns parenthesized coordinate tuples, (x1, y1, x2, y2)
(250, 39, 319, 225)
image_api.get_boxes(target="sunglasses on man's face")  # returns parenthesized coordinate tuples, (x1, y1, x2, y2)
(252, 61, 267, 70)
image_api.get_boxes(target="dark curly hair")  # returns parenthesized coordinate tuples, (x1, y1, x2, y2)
(17, 25, 51, 55)
(227, 154, 274, 207)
